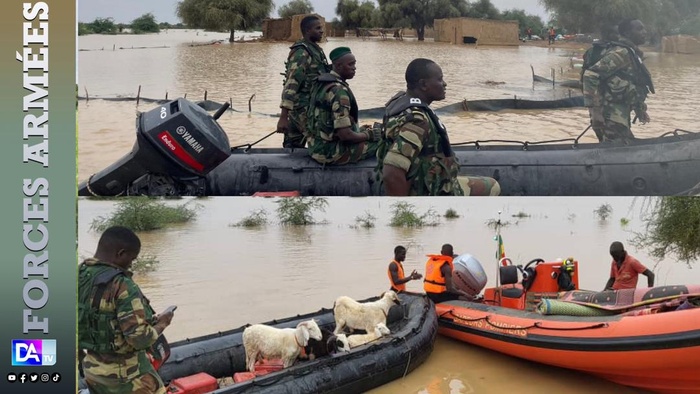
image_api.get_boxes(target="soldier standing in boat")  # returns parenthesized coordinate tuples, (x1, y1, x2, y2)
(276, 15, 331, 149)
(582, 19, 655, 143)
(78, 227, 175, 394)
(305, 46, 382, 165)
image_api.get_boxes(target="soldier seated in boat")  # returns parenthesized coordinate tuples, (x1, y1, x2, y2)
(377, 58, 500, 196)
(604, 241, 655, 291)
(304, 47, 381, 165)
(424, 244, 475, 303)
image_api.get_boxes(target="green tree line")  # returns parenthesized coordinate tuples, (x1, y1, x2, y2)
(79, 13, 174, 36)
(540, 0, 700, 41)
(172, 0, 543, 42)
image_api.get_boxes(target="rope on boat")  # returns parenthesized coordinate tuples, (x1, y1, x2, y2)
(231, 131, 277, 152)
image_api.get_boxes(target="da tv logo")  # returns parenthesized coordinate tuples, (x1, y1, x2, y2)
(11, 340, 56, 366)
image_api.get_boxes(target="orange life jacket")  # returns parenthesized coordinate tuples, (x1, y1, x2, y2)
(388, 260, 406, 292)
(423, 255, 454, 294)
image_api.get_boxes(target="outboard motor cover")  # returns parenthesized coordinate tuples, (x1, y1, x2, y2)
(138, 98, 230, 177)
(78, 98, 231, 196)
(452, 254, 487, 297)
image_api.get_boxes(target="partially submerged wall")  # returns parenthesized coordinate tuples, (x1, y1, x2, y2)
(662, 34, 700, 54)
(262, 14, 326, 42)
(434, 17, 520, 46)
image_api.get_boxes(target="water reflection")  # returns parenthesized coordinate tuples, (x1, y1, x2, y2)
(78, 31, 700, 180)
(78, 196, 691, 393)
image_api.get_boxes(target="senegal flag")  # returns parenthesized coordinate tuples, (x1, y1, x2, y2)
(496, 234, 505, 260)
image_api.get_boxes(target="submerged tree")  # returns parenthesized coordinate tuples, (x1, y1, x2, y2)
(176, 0, 274, 42)
(635, 197, 700, 264)
(279, 0, 315, 19)
(130, 13, 160, 34)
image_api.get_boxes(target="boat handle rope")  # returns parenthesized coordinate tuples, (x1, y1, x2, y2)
(440, 309, 608, 331)
(451, 138, 580, 150)
(232, 131, 277, 153)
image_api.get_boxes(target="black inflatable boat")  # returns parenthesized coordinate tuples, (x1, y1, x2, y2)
(79, 292, 437, 394)
(77, 98, 700, 197)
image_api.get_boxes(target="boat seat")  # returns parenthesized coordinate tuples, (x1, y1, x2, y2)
(499, 266, 524, 298)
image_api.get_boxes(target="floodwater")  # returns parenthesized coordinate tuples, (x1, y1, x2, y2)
(78, 197, 699, 393)
(77, 30, 700, 181)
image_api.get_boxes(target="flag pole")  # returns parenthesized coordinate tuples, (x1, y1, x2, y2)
(495, 210, 503, 288)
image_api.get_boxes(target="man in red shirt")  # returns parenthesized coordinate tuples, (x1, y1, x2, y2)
(604, 241, 655, 290)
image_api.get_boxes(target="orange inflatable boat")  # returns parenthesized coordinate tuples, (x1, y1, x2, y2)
(435, 257, 700, 394)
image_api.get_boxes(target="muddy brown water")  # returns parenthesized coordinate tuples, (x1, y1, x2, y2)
(78, 197, 698, 393)
(77, 30, 700, 181)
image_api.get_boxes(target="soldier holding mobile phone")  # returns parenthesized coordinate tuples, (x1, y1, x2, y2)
(78, 226, 176, 394)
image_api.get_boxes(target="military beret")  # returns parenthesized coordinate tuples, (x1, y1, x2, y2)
(329, 47, 352, 61)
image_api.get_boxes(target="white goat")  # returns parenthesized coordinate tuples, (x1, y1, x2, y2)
(242, 319, 322, 372)
(337, 322, 391, 350)
(333, 291, 400, 335)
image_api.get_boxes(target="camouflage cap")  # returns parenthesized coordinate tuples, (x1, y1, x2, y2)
(329, 47, 352, 61)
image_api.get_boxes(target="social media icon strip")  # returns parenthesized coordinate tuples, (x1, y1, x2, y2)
(7, 372, 17, 382)
(19, 373, 27, 383)
(40, 373, 50, 382)
(11, 339, 57, 366)
(29, 372, 38, 382)
(51, 372, 61, 383)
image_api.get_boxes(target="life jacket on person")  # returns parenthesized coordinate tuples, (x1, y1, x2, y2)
(388, 260, 406, 292)
(423, 254, 454, 294)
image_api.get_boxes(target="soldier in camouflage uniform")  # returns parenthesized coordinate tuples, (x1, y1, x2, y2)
(377, 58, 499, 196)
(78, 227, 175, 394)
(277, 15, 331, 149)
(305, 47, 381, 165)
(582, 19, 655, 143)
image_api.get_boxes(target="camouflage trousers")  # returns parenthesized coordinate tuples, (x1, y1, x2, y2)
(457, 176, 501, 196)
(84, 372, 166, 394)
(590, 105, 636, 143)
(284, 110, 308, 149)
(309, 139, 380, 165)
(83, 351, 166, 394)
(596, 121, 635, 143)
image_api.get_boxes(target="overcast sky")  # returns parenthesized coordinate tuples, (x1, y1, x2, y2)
(79, 0, 550, 24)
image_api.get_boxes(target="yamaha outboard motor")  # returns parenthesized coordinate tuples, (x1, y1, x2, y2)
(452, 254, 488, 298)
(77, 98, 231, 196)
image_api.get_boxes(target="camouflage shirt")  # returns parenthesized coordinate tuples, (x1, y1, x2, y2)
(306, 71, 372, 162)
(280, 39, 330, 111)
(79, 259, 161, 383)
(582, 37, 654, 119)
(378, 92, 464, 196)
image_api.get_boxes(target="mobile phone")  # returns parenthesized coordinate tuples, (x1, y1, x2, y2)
(162, 305, 177, 315)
